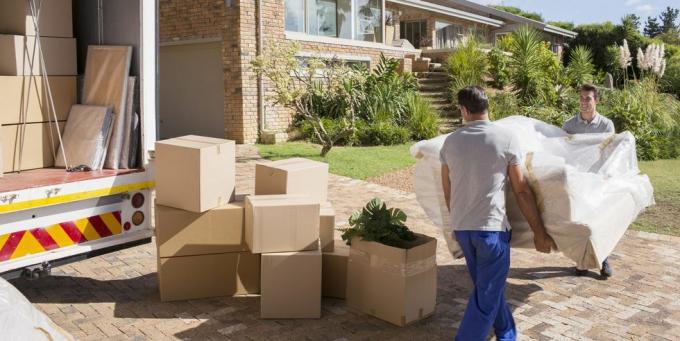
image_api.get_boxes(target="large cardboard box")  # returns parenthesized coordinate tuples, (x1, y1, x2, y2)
(255, 158, 329, 203)
(0, 0, 73, 37)
(155, 202, 246, 258)
(322, 240, 349, 299)
(158, 252, 260, 302)
(2, 122, 65, 173)
(261, 249, 322, 318)
(346, 234, 437, 326)
(245, 194, 320, 253)
(155, 135, 236, 213)
(0, 35, 77, 75)
(0, 76, 76, 125)
(320, 202, 335, 252)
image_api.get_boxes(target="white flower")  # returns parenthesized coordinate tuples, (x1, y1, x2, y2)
(637, 48, 646, 70)
(659, 59, 666, 78)
(619, 39, 632, 69)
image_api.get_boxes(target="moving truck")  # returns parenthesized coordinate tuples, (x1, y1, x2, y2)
(0, 1, 157, 279)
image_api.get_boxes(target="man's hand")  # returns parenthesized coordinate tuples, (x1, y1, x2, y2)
(533, 232, 556, 253)
(441, 164, 451, 212)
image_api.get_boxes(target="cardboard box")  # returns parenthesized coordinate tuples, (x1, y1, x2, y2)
(245, 194, 320, 253)
(155, 135, 236, 213)
(346, 234, 437, 326)
(322, 240, 349, 299)
(255, 158, 329, 203)
(0, 0, 73, 37)
(0, 76, 76, 125)
(158, 252, 260, 302)
(2, 122, 65, 173)
(155, 202, 246, 258)
(261, 249, 322, 318)
(0, 35, 77, 75)
(320, 202, 335, 252)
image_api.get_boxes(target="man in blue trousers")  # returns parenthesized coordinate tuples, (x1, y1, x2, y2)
(440, 86, 555, 340)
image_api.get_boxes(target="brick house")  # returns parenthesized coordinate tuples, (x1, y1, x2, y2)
(159, 0, 576, 144)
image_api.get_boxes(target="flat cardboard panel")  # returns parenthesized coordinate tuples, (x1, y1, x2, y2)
(346, 234, 437, 326)
(55, 105, 113, 170)
(80, 45, 132, 169)
(322, 240, 349, 299)
(245, 194, 320, 253)
(119, 76, 136, 169)
(0, 35, 76, 75)
(261, 250, 322, 318)
(158, 252, 260, 302)
(155, 135, 236, 213)
(2, 122, 65, 173)
(320, 202, 335, 252)
(255, 158, 329, 203)
(155, 202, 247, 258)
(0, 0, 73, 37)
(0, 76, 76, 125)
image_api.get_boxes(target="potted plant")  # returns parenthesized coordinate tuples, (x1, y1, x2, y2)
(341, 198, 437, 327)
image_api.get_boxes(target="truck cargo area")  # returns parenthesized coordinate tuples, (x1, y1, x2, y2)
(0, 168, 143, 193)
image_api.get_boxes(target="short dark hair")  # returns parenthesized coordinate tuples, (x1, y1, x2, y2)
(457, 86, 488, 114)
(579, 84, 599, 100)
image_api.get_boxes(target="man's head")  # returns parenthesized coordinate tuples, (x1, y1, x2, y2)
(579, 84, 599, 118)
(457, 86, 488, 121)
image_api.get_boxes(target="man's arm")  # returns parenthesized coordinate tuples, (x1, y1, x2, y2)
(441, 164, 451, 212)
(508, 164, 555, 253)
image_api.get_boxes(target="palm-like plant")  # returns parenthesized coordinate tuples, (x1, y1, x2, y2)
(508, 26, 545, 103)
(567, 46, 595, 86)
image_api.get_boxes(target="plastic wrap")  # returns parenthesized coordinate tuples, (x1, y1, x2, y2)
(411, 116, 654, 269)
(81, 45, 132, 169)
(55, 105, 113, 170)
(0, 277, 72, 340)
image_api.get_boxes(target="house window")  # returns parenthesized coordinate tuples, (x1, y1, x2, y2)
(285, 0, 305, 32)
(354, 0, 382, 42)
(285, 0, 383, 43)
(435, 21, 464, 49)
(400, 20, 427, 48)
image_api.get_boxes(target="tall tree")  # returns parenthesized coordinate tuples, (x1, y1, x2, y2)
(644, 16, 663, 37)
(659, 6, 679, 33)
(622, 14, 641, 31)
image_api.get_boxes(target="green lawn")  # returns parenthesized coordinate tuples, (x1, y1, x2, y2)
(256, 142, 415, 180)
(257, 142, 679, 236)
(632, 159, 680, 236)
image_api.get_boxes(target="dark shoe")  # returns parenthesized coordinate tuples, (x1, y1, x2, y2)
(600, 259, 613, 278)
(574, 267, 589, 276)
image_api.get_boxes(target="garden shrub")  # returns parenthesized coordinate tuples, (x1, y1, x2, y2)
(357, 121, 411, 146)
(446, 37, 488, 94)
(488, 91, 520, 120)
(404, 93, 439, 140)
(488, 47, 510, 89)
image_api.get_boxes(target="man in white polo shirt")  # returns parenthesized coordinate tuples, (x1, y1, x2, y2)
(563, 84, 615, 278)
(440, 86, 555, 341)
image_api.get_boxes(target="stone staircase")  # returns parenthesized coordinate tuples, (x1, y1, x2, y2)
(414, 63, 461, 133)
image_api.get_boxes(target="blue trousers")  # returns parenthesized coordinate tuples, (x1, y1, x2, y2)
(454, 230, 516, 341)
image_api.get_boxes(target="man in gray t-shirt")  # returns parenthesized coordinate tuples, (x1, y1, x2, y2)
(440, 86, 554, 341)
(563, 84, 616, 278)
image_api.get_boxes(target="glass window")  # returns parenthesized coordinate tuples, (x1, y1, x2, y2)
(354, 0, 382, 42)
(435, 21, 464, 49)
(285, 0, 305, 32)
(400, 20, 426, 48)
(337, 0, 352, 39)
(308, 0, 337, 37)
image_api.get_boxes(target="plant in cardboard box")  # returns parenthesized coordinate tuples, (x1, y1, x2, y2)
(342, 198, 437, 326)
(340, 197, 416, 248)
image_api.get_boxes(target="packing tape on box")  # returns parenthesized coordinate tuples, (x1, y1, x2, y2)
(350, 248, 436, 277)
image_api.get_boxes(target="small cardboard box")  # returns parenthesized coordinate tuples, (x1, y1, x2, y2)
(0, 76, 76, 125)
(2, 122, 65, 173)
(245, 194, 320, 253)
(346, 233, 437, 327)
(255, 158, 329, 203)
(155, 202, 246, 258)
(320, 202, 335, 252)
(155, 135, 235, 213)
(158, 252, 260, 302)
(322, 240, 349, 299)
(0, 35, 77, 75)
(261, 249, 322, 318)
(0, 0, 73, 37)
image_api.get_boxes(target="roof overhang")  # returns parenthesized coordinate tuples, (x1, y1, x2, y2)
(387, 0, 504, 27)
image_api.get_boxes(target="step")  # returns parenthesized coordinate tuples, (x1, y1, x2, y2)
(418, 83, 449, 91)
(429, 103, 453, 111)
(417, 76, 449, 84)
(430, 65, 446, 72)
(414, 72, 448, 79)
(419, 91, 449, 98)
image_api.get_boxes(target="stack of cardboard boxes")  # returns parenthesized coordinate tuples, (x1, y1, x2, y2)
(154, 135, 262, 301)
(0, 0, 77, 174)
